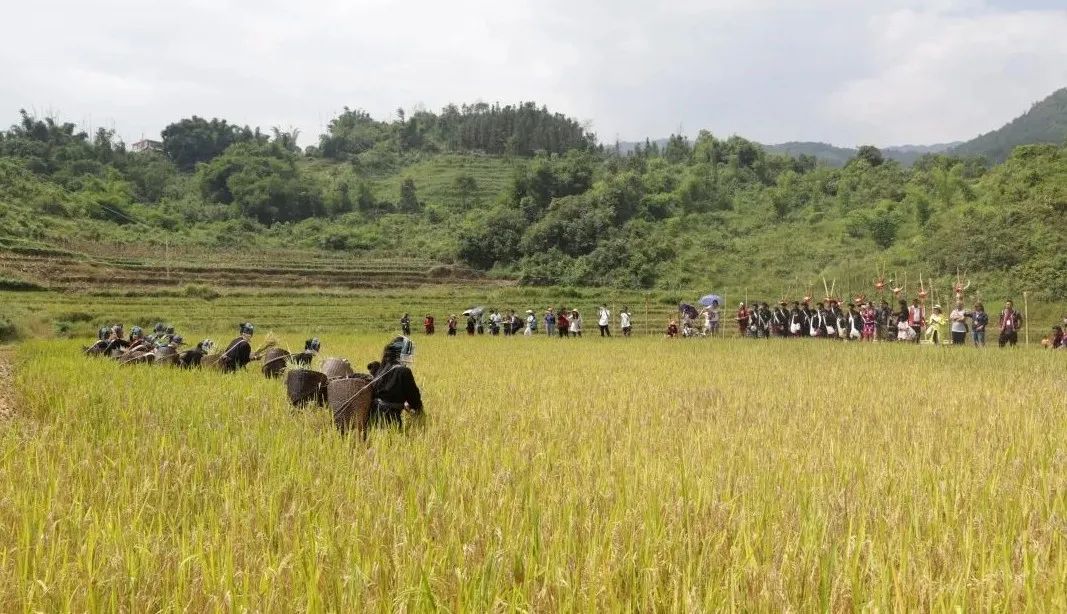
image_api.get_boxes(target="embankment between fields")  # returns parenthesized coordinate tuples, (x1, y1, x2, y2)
(0, 347, 13, 419)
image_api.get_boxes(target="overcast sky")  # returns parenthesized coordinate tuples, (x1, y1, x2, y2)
(2, 0, 1065, 148)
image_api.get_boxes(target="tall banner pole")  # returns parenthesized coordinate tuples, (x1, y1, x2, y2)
(1024, 291, 1030, 347)
(644, 294, 650, 337)
(722, 293, 727, 339)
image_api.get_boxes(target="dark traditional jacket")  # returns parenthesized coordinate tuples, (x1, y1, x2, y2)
(373, 364, 423, 412)
(221, 337, 252, 372)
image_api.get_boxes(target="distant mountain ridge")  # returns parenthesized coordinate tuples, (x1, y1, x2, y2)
(764, 142, 960, 167)
(951, 87, 1067, 163)
(617, 138, 961, 167)
(618, 87, 1067, 166)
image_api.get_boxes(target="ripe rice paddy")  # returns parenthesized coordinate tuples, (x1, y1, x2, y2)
(2, 332, 1066, 610)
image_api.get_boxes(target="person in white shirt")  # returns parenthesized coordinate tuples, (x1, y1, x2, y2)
(569, 310, 583, 337)
(488, 310, 501, 336)
(949, 302, 968, 345)
(620, 308, 632, 337)
(524, 310, 536, 336)
(897, 318, 916, 341)
(700, 308, 712, 336)
(597, 304, 611, 337)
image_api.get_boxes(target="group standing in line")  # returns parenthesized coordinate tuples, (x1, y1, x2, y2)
(719, 297, 1031, 348)
(411, 305, 636, 340)
(401, 295, 1067, 350)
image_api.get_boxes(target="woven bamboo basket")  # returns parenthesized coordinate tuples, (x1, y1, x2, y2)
(327, 375, 374, 436)
(84, 343, 106, 357)
(261, 347, 291, 379)
(286, 369, 328, 407)
(118, 350, 155, 366)
(153, 346, 178, 367)
(321, 357, 354, 380)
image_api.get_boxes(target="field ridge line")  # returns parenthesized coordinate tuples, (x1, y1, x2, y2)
(0, 347, 13, 420)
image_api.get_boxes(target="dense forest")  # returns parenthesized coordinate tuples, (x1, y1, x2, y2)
(1, 95, 1066, 299)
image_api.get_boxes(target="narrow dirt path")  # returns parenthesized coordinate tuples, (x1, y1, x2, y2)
(0, 347, 13, 420)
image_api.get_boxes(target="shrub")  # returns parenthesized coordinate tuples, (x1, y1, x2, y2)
(0, 316, 19, 342)
(0, 277, 46, 291)
(183, 284, 222, 300)
(52, 320, 73, 338)
(56, 311, 94, 323)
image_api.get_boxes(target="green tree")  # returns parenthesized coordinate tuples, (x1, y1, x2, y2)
(452, 173, 478, 209)
(457, 207, 524, 268)
(0, 110, 111, 187)
(161, 116, 253, 170)
(853, 145, 885, 167)
(197, 142, 322, 224)
(846, 200, 903, 248)
(325, 180, 354, 216)
(520, 194, 614, 257)
(768, 170, 806, 219)
(79, 167, 135, 222)
(270, 127, 302, 153)
(663, 134, 691, 164)
(317, 108, 390, 160)
(929, 164, 972, 208)
(123, 151, 177, 203)
(355, 181, 379, 213)
(398, 178, 421, 212)
(905, 185, 933, 226)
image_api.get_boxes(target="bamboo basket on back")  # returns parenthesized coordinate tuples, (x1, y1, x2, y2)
(153, 346, 178, 367)
(327, 375, 374, 438)
(321, 357, 354, 380)
(261, 347, 290, 379)
(118, 350, 155, 366)
(285, 369, 328, 407)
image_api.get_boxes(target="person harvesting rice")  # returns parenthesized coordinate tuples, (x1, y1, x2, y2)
(220, 322, 255, 373)
(370, 336, 423, 431)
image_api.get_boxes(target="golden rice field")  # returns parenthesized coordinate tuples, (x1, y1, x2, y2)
(2, 334, 1067, 611)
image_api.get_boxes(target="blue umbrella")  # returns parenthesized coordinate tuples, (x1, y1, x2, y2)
(699, 294, 723, 307)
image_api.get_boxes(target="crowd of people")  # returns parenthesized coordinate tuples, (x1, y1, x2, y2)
(85, 322, 425, 438)
(401, 296, 1066, 349)
(85, 322, 218, 367)
(719, 297, 1042, 347)
(403, 305, 634, 338)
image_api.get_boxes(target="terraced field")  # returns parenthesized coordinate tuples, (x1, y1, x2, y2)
(304, 153, 517, 210)
(0, 236, 496, 293)
(364, 154, 516, 208)
(0, 285, 660, 338)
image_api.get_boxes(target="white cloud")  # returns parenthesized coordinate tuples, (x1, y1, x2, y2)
(0, 0, 1063, 147)
(826, 3, 1067, 144)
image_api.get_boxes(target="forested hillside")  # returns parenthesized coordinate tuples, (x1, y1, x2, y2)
(952, 88, 1067, 163)
(744, 89, 1067, 168)
(2, 98, 1066, 300)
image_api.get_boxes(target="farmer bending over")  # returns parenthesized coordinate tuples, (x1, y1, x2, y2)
(370, 336, 423, 430)
(221, 322, 254, 373)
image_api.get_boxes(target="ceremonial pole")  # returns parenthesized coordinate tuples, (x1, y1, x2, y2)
(1023, 291, 1030, 347)
(722, 293, 726, 339)
(644, 293, 650, 337)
